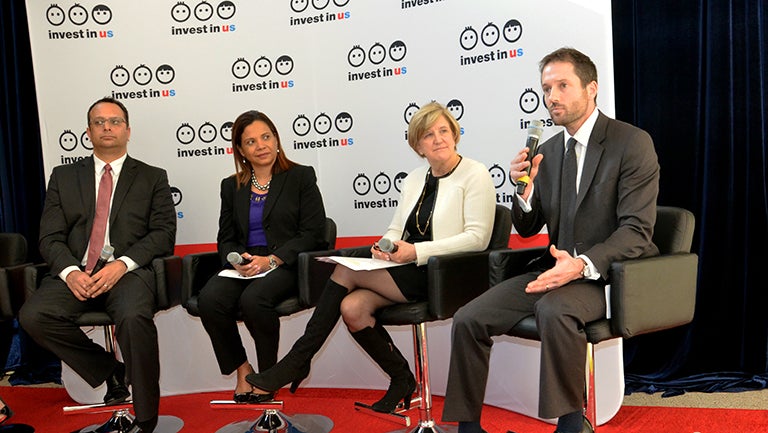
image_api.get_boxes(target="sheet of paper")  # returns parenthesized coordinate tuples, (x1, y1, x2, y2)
(217, 268, 275, 279)
(316, 256, 407, 271)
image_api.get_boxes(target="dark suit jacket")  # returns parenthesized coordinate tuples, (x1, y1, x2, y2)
(39, 155, 177, 286)
(512, 111, 660, 279)
(216, 164, 327, 268)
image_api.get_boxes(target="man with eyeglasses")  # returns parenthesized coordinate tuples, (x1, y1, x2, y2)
(20, 97, 176, 432)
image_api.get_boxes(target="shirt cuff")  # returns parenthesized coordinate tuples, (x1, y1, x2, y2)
(117, 256, 138, 272)
(59, 265, 81, 281)
(516, 184, 534, 212)
(577, 254, 600, 280)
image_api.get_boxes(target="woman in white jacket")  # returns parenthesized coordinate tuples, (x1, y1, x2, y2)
(246, 102, 496, 413)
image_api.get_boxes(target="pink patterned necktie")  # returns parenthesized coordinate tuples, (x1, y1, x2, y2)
(86, 164, 113, 272)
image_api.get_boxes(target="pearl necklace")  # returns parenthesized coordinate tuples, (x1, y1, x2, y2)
(251, 170, 271, 191)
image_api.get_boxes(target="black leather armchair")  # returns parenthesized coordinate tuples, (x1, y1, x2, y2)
(489, 206, 698, 430)
(0, 233, 30, 323)
(22, 255, 182, 431)
(297, 204, 513, 430)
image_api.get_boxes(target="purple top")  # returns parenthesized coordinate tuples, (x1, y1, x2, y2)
(247, 191, 268, 247)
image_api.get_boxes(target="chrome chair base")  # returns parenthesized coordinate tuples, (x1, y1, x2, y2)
(353, 396, 423, 426)
(75, 410, 184, 433)
(64, 401, 133, 415)
(385, 421, 457, 433)
(212, 400, 332, 433)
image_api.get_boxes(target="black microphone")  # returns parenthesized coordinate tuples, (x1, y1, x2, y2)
(516, 120, 545, 195)
(227, 251, 251, 266)
(378, 238, 398, 253)
(91, 245, 114, 274)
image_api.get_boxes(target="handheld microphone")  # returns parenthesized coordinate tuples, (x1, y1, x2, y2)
(227, 251, 251, 266)
(378, 238, 398, 253)
(516, 120, 545, 195)
(91, 245, 114, 274)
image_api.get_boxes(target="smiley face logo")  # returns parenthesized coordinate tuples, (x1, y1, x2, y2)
(459, 26, 478, 50)
(68, 4, 88, 25)
(347, 45, 366, 68)
(388, 40, 407, 62)
(76, 130, 91, 151)
(231, 58, 250, 79)
(312, 0, 330, 9)
(110, 65, 130, 87)
(519, 88, 540, 114)
(334, 112, 353, 133)
(292, 115, 311, 136)
(176, 123, 196, 144)
(133, 64, 153, 86)
(333, 0, 350, 5)
(253, 56, 273, 77)
(170, 187, 183, 206)
(194, 1, 214, 21)
(393, 171, 408, 193)
(353, 173, 371, 196)
(404, 103, 419, 125)
(368, 43, 386, 65)
(220, 121, 233, 142)
(156, 64, 176, 85)
(503, 19, 523, 43)
(91, 4, 112, 25)
(199, 122, 217, 143)
(46, 4, 66, 26)
(171, 2, 192, 22)
(59, 130, 78, 151)
(275, 55, 295, 75)
(481, 22, 500, 47)
(216, 1, 236, 20)
(313, 113, 332, 135)
(291, 0, 309, 13)
(488, 164, 506, 188)
(374, 172, 392, 195)
(446, 99, 465, 121)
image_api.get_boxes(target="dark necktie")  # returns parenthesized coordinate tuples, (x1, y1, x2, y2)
(558, 138, 577, 254)
(86, 164, 113, 272)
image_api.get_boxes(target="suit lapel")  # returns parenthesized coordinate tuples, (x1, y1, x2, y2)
(234, 180, 251, 237)
(576, 112, 608, 209)
(79, 157, 97, 234)
(263, 170, 287, 220)
(110, 155, 137, 224)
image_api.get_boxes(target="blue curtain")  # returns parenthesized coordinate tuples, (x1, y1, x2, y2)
(0, 0, 45, 248)
(613, 0, 768, 394)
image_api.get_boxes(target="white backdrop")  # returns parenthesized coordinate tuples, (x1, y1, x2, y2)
(26, 0, 623, 426)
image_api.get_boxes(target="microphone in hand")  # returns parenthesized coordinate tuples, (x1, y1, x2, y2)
(378, 238, 398, 253)
(227, 251, 251, 266)
(516, 119, 544, 195)
(91, 245, 115, 275)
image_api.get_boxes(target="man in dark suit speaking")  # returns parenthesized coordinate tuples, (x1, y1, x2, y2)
(442, 48, 660, 433)
(20, 97, 177, 432)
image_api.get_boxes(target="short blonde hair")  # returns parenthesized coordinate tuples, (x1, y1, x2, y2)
(407, 102, 461, 156)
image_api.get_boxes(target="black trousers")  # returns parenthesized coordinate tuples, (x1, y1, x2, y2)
(19, 270, 159, 423)
(442, 271, 605, 421)
(197, 266, 297, 374)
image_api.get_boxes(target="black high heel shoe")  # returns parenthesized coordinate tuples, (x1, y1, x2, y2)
(371, 373, 417, 413)
(233, 391, 276, 404)
(245, 362, 310, 394)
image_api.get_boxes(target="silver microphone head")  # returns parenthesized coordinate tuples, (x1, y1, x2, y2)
(378, 238, 397, 253)
(226, 251, 243, 265)
(527, 119, 544, 139)
(100, 245, 115, 259)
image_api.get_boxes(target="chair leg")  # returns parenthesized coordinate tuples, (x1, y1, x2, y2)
(584, 341, 597, 432)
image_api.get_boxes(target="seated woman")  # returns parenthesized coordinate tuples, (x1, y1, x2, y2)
(197, 110, 328, 404)
(246, 102, 496, 412)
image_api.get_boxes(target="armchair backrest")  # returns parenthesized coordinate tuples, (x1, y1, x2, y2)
(0, 233, 29, 320)
(653, 206, 695, 254)
(0, 233, 27, 267)
(489, 204, 512, 249)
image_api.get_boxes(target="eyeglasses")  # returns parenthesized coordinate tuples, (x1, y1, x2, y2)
(90, 117, 126, 127)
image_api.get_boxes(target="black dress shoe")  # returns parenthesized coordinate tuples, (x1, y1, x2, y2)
(233, 391, 277, 404)
(553, 415, 594, 433)
(103, 362, 130, 406)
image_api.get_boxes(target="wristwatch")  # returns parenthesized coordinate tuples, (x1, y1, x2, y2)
(578, 257, 595, 279)
(268, 255, 278, 270)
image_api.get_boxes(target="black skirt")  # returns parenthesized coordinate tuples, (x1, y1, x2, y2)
(387, 263, 429, 302)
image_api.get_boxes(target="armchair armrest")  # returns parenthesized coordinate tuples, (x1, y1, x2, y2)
(297, 246, 369, 307)
(0, 263, 32, 320)
(180, 251, 221, 316)
(428, 250, 499, 320)
(488, 248, 547, 287)
(153, 256, 181, 310)
(609, 252, 698, 338)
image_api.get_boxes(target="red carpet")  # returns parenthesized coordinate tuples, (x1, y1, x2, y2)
(2, 385, 768, 432)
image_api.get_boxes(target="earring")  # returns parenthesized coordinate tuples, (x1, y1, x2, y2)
(242, 158, 246, 163)
(277, 149, 280, 153)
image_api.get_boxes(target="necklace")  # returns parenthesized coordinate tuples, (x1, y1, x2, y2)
(250, 170, 271, 191)
(415, 172, 436, 236)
